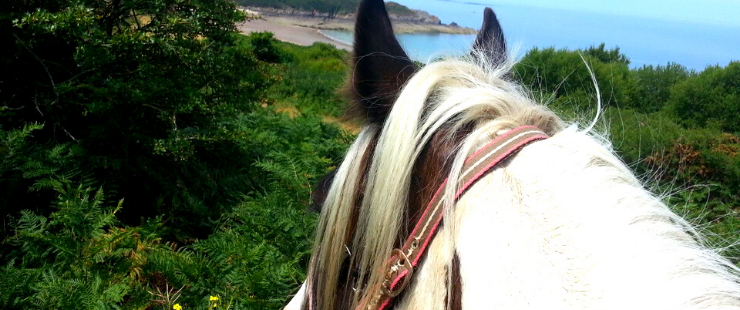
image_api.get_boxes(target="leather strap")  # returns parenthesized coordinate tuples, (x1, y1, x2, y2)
(355, 125, 548, 310)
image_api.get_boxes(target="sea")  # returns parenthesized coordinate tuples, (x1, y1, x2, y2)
(321, 0, 739, 71)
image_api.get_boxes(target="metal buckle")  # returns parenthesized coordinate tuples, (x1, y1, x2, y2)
(384, 249, 414, 297)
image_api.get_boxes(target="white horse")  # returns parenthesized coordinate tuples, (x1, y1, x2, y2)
(287, 0, 740, 309)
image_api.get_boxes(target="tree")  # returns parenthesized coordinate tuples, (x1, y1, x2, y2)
(0, 0, 274, 235)
(632, 62, 693, 113)
(584, 43, 630, 66)
(667, 61, 740, 132)
(513, 46, 638, 110)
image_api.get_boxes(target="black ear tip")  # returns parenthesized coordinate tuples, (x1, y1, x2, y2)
(480, 8, 500, 30)
(483, 7, 495, 18)
(472, 7, 507, 65)
(482, 7, 500, 26)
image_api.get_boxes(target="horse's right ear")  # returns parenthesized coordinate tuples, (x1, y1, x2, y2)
(471, 8, 507, 66)
(347, 0, 418, 124)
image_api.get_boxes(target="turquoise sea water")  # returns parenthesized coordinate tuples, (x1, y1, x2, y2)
(323, 0, 740, 70)
(322, 30, 476, 61)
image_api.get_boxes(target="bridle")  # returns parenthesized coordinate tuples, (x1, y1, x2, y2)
(309, 125, 549, 310)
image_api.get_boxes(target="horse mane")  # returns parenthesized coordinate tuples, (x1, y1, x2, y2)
(311, 54, 562, 308)
(309, 54, 740, 309)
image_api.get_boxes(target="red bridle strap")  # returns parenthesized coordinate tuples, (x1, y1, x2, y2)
(356, 125, 549, 310)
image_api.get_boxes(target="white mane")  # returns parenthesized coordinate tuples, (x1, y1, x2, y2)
(301, 55, 740, 310)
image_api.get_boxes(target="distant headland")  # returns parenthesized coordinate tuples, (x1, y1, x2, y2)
(238, 2, 477, 35)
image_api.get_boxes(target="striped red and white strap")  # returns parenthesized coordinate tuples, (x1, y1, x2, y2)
(355, 125, 548, 310)
(306, 125, 548, 310)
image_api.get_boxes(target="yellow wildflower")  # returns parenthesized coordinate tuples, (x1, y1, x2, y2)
(173, 304, 182, 310)
(209, 296, 220, 301)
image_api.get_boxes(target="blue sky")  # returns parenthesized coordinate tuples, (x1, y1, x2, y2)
(378, 0, 739, 69)
(389, 0, 740, 27)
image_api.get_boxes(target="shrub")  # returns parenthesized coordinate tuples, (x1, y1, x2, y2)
(666, 61, 740, 132)
(249, 32, 290, 63)
(513, 46, 639, 110)
(0, 0, 276, 235)
(607, 109, 740, 262)
(631, 62, 694, 113)
(270, 42, 349, 117)
(1, 107, 351, 309)
(584, 43, 630, 66)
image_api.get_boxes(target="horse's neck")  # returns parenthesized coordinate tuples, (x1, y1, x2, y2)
(396, 132, 740, 310)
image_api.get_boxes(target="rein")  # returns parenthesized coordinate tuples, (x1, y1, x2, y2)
(310, 125, 549, 310)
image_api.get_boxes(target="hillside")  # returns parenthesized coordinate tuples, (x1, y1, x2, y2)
(236, 0, 419, 16)
(238, 1, 475, 34)
(235, 0, 360, 16)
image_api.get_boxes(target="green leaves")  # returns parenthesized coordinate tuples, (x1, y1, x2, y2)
(513, 44, 740, 266)
(3, 180, 165, 309)
(632, 62, 693, 113)
(1, 0, 276, 231)
(0, 123, 43, 174)
(667, 61, 740, 132)
(513, 45, 639, 112)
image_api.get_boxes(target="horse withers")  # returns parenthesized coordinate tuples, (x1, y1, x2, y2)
(288, 0, 740, 309)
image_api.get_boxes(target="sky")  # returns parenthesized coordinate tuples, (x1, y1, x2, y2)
(370, 0, 739, 69)
(389, 0, 740, 27)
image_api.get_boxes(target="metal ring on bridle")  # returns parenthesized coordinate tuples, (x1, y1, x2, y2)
(384, 249, 414, 297)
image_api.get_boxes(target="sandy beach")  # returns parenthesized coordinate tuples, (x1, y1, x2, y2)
(238, 18, 352, 51)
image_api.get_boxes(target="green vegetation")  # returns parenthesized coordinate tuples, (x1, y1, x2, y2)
(234, 0, 414, 18)
(514, 48, 740, 259)
(270, 41, 349, 117)
(0, 0, 272, 237)
(0, 0, 348, 308)
(0, 1, 737, 309)
(667, 62, 740, 132)
(384, 2, 416, 16)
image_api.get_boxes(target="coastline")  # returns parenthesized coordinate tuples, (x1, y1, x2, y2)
(317, 30, 353, 46)
(237, 18, 352, 51)
(264, 15, 477, 35)
(239, 6, 477, 35)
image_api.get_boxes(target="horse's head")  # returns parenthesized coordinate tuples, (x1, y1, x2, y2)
(311, 0, 512, 214)
(306, 1, 562, 309)
(298, 1, 740, 310)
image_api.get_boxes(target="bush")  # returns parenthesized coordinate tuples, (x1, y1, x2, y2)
(0, 0, 276, 236)
(250, 32, 290, 63)
(270, 42, 349, 117)
(631, 62, 693, 113)
(1, 107, 351, 309)
(666, 61, 740, 132)
(513, 46, 639, 110)
(1, 18, 353, 307)
(583, 43, 630, 66)
(607, 109, 740, 262)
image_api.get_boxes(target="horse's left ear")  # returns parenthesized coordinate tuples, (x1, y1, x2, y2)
(472, 8, 507, 65)
(347, 0, 418, 123)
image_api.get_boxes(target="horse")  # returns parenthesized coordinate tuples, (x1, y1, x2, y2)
(286, 0, 740, 309)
